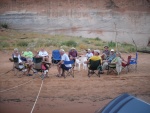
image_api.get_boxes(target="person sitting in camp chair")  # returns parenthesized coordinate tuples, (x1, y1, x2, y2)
(32, 57, 51, 79)
(57, 49, 72, 77)
(102, 45, 110, 60)
(9, 48, 22, 62)
(68, 47, 78, 62)
(107, 52, 122, 75)
(101, 49, 116, 73)
(85, 50, 102, 77)
(85, 49, 93, 60)
(11, 48, 24, 71)
(22, 48, 34, 76)
(37, 48, 49, 62)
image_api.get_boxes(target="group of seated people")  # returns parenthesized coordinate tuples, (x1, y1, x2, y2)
(10, 46, 128, 78)
(56, 45, 128, 77)
(10, 48, 50, 77)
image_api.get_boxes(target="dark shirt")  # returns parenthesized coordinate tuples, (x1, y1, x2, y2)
(68, 50, 78, 58)
(103, 50, 110, 57)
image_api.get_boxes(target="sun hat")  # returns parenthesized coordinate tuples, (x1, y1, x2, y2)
(71, 47, 75, 50)
(94, 50, 100, 54)
(104, 45, 109, 48)
(60, 49, 65, 52)
(111, 49, 115, 51)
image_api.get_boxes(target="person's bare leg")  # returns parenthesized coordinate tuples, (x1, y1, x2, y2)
(45, 57, 49, 62)
(57, 65, 61, 76)
(27, 64, 31, 75)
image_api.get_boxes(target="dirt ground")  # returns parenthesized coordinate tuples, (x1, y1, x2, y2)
(0, 51, 150, 113)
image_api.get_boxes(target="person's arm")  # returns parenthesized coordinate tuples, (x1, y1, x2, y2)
(76, 51, 78, 57)
(99, 56, 102, 64)
(68, 51, 71, 57)
(23, 52, 26, 57)
(30, 52, 34, 58)
(45, 51, 49, 56)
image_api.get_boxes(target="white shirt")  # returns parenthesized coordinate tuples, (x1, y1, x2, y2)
(38, 51, 48, 57)
(61, 53, 72, 67)
(14, 54, 22, 63)
(86, 52, 93, 59)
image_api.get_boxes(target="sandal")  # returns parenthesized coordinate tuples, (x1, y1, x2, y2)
(56, 74, 61, 77)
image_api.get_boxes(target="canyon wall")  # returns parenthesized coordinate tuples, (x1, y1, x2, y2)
(0, 0, 150, 47)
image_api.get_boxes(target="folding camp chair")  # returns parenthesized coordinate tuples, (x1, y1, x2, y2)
(107, 63, 117, 75)
(32, 57, 51, 79)
(51, 50, 61, 65)
(13, 57, 27, 78)
(62, 60, 75, 78)
(121, 55, 131, 74)
(88, 59, 101, 77)
(129, 52, 138, 71)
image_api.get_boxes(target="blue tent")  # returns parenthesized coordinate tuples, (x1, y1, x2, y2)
(96, 93, 150, 113)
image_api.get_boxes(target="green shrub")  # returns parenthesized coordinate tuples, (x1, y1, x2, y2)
(128, 47, 136, 52)
(94, 37, 101, 41)
(108, 41, 116, 48)
(17, 41, 28, 47)
(95, 43, 101, 46)
(83, 39, 91, 44)
(1, 23, 8, 29)
(0, 41, 9, 48)
(61, 40, 77, 47)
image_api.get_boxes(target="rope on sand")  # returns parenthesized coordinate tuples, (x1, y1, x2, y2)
(0, 79, 33, 93)
(30, 80, 43, 113)
(0, 69, 13, 76)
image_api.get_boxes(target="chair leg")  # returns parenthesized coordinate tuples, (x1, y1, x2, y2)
(135, 64, 137, 71)
(98, 71, 100, 77)
(62, 70, 66, 78)
(78, 63, 81, 71)
(88, 69, 90, 77)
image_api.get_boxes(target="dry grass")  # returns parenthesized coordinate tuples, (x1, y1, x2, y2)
(0, 29, 137, 53)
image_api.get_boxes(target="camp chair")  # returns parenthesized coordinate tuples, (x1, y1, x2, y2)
(51, 50, 61, 65)
(121, 55, 132, 73)
(62, 60, 75, 78)
(87, 59, 101, 77)
(13, 57, 27, 78)
(107, 63, 117, 75)
(129, 52, 138, 71)
(32, 57, 51, 79)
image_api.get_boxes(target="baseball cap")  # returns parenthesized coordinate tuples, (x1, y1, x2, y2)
(94, 50, 100, 54)
(111, 49, 115, 51)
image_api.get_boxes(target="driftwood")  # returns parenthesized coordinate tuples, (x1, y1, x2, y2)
(137, 50, 150, 54)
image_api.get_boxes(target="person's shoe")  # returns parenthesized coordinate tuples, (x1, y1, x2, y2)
(90, 71, 94, 74)
(9, 58, 14, 62)
(27, 74, 32, 76)
(40, 74, 45, 79)
(33, 69, 37, 73)
(56, 74, 61, 77)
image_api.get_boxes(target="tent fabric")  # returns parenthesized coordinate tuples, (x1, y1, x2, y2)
(96, 93, 150, 113)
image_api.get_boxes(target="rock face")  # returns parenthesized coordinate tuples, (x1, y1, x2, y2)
(0, 0, 150, 47)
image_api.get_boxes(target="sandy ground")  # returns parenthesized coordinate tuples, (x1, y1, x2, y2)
(0, 51, 150, 113)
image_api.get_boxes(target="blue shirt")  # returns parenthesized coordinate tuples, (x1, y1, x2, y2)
(107, 53, 116, 63)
